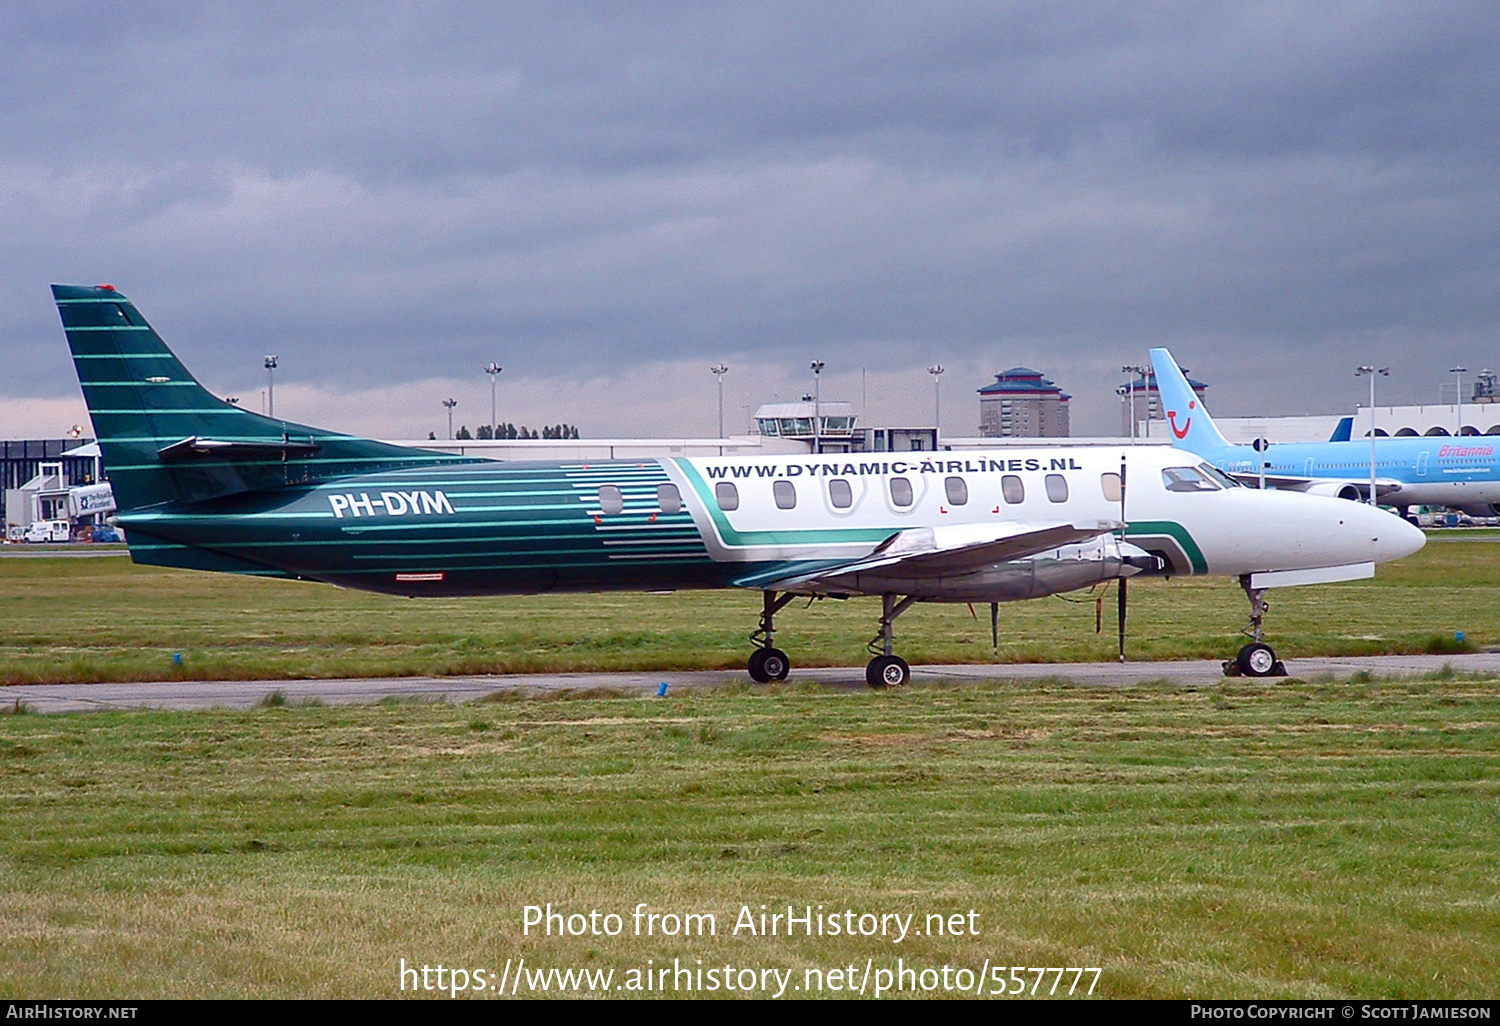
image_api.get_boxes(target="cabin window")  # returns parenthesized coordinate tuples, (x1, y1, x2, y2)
(598, 485, 624, 515)
(828, 478, 853, 509)
(944, 476, 968, 506)
(773, 480, 797, 510)
(657, 483, 681, 514)
(889, 477, 914, 507)
(1045, 474, 1068, 503)
(1100, 472, 1122, 502)
(715, 481, 739, 511)
(1001, 475, 1025, 504)
(1162, 466, 1220, 493)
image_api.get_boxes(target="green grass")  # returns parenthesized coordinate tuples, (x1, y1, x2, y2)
(0, 534, 1492, 684)
(0, 678, 1495, 998)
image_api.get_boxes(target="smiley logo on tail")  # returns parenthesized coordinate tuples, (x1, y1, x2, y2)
(1168, 400, 1196, 439)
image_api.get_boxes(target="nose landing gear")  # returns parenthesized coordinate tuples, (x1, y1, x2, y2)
(1225, 575, 1288, 677)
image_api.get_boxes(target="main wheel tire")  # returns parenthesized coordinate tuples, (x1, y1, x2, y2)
(761, 647, 790, 682)
(747, 648, 770, 683)
(865, 655, 910, 689)
(1236, 642, 1278, 678)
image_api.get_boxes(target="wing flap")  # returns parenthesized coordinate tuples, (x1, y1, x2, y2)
(1224, 473, 1404, 499)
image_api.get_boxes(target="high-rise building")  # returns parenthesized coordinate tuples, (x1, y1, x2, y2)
(977, 368, 1070, 437)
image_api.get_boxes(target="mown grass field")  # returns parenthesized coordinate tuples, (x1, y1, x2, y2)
(0, 676, 1496, 999)
(0, 531, 1494, 684)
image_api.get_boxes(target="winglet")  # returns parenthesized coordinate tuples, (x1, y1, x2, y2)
(1147, 348, 1232, 454)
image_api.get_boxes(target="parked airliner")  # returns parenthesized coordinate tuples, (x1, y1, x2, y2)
(1151, 348, 1500, 519)
(55, 285, 1424, 683)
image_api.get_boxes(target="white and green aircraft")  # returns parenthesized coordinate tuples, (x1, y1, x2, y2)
(57, 284, 1425, 685)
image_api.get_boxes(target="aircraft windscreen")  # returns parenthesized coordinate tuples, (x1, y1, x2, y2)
(1162, 466, 1222, 492)
(1199, 463, 1242, 488)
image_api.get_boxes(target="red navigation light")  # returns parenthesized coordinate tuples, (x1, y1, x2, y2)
(96, 284, 116, 291)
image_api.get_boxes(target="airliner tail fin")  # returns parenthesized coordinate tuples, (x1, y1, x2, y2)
(1147, 348, 1233, 453)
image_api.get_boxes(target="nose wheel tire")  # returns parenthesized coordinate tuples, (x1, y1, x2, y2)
(866, 655, 910, 689)
(748, 647, 790, 683)
(1234, 642, 1285, 678)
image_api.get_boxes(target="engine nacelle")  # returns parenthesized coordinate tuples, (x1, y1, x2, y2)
(1301, 480, 1365, 502)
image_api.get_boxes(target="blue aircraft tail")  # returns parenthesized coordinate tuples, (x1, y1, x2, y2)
(1147, 348, 1233, 454)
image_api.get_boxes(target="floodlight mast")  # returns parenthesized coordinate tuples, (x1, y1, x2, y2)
(443, 397, 458, 440)
(710, 364, 729, 438)
(810, 360, 824, 454)
(1451, 366, 1467, 434)
(927, 364, 945, 440)
(1122, 365, 1150, 444)
(484, 363, 503, 439)
(1356, 365, 1389, 506)
(263, 356, 278, 418)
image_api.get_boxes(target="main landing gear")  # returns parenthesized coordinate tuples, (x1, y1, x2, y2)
(744, 589, 918, 688)
(1224, 575, 1288, 678)
(866, 593, 916, 688)
(747, 590, 793, 683)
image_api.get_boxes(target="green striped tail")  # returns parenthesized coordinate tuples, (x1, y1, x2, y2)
(53, 284, 473, 513)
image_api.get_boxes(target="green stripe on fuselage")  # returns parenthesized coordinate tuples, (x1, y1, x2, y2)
(1124, 520, 1207, 574)
(674, 459, 893, 548)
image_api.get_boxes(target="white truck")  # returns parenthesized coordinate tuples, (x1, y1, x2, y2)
(24, 520, 71, 543)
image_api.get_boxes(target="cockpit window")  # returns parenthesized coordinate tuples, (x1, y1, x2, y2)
(1162, 466, 1221, 492)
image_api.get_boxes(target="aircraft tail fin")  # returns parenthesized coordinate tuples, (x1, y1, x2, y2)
(1147, 347, 1233, 453)
(1329, 416, 1354, 442)
(53, 284, 472, 513)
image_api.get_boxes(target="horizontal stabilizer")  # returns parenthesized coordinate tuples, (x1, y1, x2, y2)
(158, 436, 323, 462)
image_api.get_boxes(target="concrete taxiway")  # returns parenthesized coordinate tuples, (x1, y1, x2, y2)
(5, 652, 1498, 714)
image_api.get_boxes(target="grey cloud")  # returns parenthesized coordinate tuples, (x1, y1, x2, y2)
(3, 2, 1499, 437)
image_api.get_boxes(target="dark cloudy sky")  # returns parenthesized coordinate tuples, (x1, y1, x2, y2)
(4, 2, 1498, 439)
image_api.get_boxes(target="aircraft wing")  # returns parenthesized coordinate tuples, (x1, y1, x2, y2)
(1223, 472, 1405, 500)
(746, 519, 1121, 592)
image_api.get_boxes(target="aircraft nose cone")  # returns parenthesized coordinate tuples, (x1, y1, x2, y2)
(1379, 511, 1427, 562)
(1346, 503, 1425, 564)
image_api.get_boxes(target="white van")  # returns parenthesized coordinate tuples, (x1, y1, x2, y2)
(23, 520, 71, 543)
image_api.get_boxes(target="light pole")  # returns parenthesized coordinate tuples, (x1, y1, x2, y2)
(809, 361, 824, 454)
(263, 355, 278, 418)
(927, 364, 944, 439)
(710, 364, 729, 438)
(484, 363, 503, 439)
(443, 397, 458, 440)
(1356, 365, 1390, 506)
(1121, 365, 1149, 443)
(1451, 365, 1467, 435)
